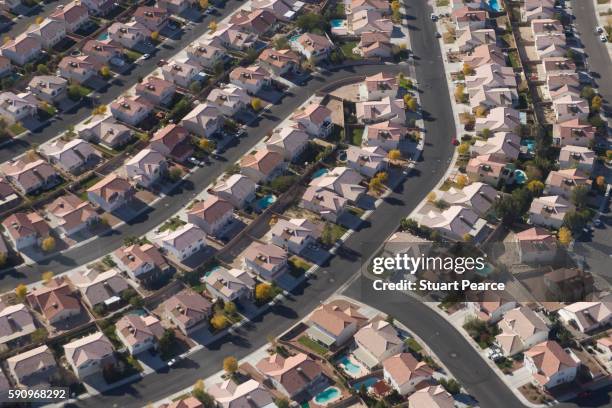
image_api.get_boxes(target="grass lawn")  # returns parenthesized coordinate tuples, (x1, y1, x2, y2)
(436, 0, 449, 5)
(298, 335, 328, 356)
(124, 50, 143, 62)
(70, 84, 92, 99)
(158, 216, 186, 232)
(347, 206, 365, 217)
(350, 128, 364, 146)
(340, 41, 360, 60)
(288, 256, 312, 278)
(9, 122, 26, 135)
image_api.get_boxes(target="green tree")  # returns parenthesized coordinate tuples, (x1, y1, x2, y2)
(320, 223, 335, 246)
(67, 84, 82, 101)
(224, 301, 237, 315)
(41, 237, 56, 252)
(15, 284, 27, 300)
(223, 356, 238, 375)
(570, 185, 589, 208)
(526, 180, 544, 196)
(36, 64, 49, 74)
(255, 283, 273, 302)
(591, 95, 602, 111)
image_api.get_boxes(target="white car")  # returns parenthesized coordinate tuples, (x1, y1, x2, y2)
(600, 34, 608, 42)
(596, 26, 604, 34)
(430, 13, 437, 21)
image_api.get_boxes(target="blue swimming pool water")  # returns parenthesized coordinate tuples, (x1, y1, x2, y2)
(255, 194, 276, 211)
(488, 0, 503, 12)
(314, 387, 340, 404)
(97, 32, 109, 41)
(521, 139, 535, 153)
(514, 169, 528, 185)
(352, 377, 378, 390)
(331, 19, 346, 28)
(289, 34, 300, 43)
(312, 168, 329, 179)
(339, 355, 361, 376)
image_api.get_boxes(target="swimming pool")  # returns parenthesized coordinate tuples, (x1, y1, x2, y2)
(488, 0, 503, 12)
(254, 194, 277, 212)
(313, 387, 341, 405)
(514, 169, 528, 185)
(331, 19, 346, 28)
(289, 34, 300, 43)
(312, 168, 329, 179)
(352, 377, 378, 390)
(521, 139, 535, 154)
(338, 355, 362, 376)
(97, 32, 109, 41)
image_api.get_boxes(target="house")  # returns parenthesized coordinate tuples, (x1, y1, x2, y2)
(529, 195, 572, 229)
(159, 223, 207, 261)
(162, 60, 199, 89)
(110, 96, 153, 126)
(514, 227, 558, 264)
(229, 9, 277, 36)
(0, 91, 38, 124)
(251, 0, 294, 21)
(26, 278, 81, 324)
(415, 205, 489, 242)
(475, 106, 520, 133)
(115, 314, 164, 354)
(353, 320, 403, 369)
(0, 34, 41, 65)
(524, 340, 579, 389)
(363, 121, 408, 151)
(81, 0, 115, 16)
(346, 0, 390, 15)
(229, 65, 271, 95)
(206, 84, 250, 117)
(240, 148, 286, 183)
(1, 158, 60, 194)
(356, 96, 405, 124)
(408, 385, 454, 408)
(187, 196, 234, 236)
(291, 33, 334, 61)
(0, 0, 20, 11)
(558, 296, 612, 333)
(552, 94, 589, 122)
(544, 268, 593, 302)
(50, 1, 89, 33)
(203, 266, 255, 303)
(71, 267, 129, 309)
(544, 168, 591, 199)
(463, 43, 506, 69)
(256, 353, 326, 399)
(45, 194, 99, 236)
(157, 0, 195, 14)
(531, 18, 563, 37)
(114, 242, 169, 282)
(181, 102, 222, 138)
(82, 40, 122, 66)
(0, 177, 18, 210)
(359, 72, 398, 101)
(208, 379, 275, 408)
(26, 19, 66, 49)
(350, 9, 393, 35)
(266, 126, 309, 161)
(243, 242, 288, 281)
(125, 148, 167, 188)
(306, 302, 366, 347)
(309, 166, 365, 203)
(108, 21, 151, 49)
(7, 345, 57, 387)
(210, 24, 257, 50)
(467, 292, 517, 323)
(452, 5, 487, 29)
(541, 57, 576, 78)
(466, 154, 514, 186)
(76, 115, 133, 149)
(64, 332, 116, 379)
(133, 6, 168, 32)
(259, 48, 300, 76)
(212, 174, 257, 209)
(269, 217, 321, 255)
(58, 55, 99, 84)
(521, 0, 555, 22)
(2, 212, 51, 250)
(135, 76, 176, 107)
(552, 118, 597, 147)
(471, 132, 520, 161)
(185, 39, 225, 69)
(546, 73, 580, 100)
(40, 139, 101, 174)
(357, 31, 392, 58)
(300, 186, 348, 223)
(28, 75, 67, 103)
(438, 182, 498, 216)
(161, 288, 212, 334)
(291, 103, 333, 137)
(0, 303, 35, 346)
(383, 353, 434, 395)
(150, 124, 193, 163)
(495, 306, 549, 356)
(87, 173, 134, 212)
(0, 55, 11, 77)
(346, 145, 388, 178)
(456, 27, 496, 52)
(534, 33, 566, 60)
(465, 63, 517, 92)
(558, 145, 595, 172)
(469, 85, 516, 110)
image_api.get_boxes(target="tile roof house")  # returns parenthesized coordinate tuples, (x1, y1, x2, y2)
(291, 33, 334, 61)
(110, 95, 153, 126)
(243, 242, 288, 281)
(115, 313, 164, 354)
(81, 0, 115, 16)
(82, 40, 122, 66)
(300, 185, 348, 223)
(309, 166, 366, 203)
(534, 32, 566, 60)
(541, 57, 576, 78)
(206, 84, 250, 117)
(125, 147, 167, 188)
(544, 168, 591, 199)
(471, 132, 520, 161)
(357, 31, 392, 58)
(558, 295, 612, 333)
(0, 177, 18, 210)
(306, 302, 366, 347)
(353, 320, 403, 369)
(210, 23, 256, 50)
(108, 21, 151, 49)
(181, 102, 222, 138)
(187, 196, 234, 236)
(186, 38, 225, 69)
(229, 64, 271, 95)
(150, 124, 193, 163)
(26, 278, 81, 324)
(552, 94, 589, 122)
(356, 96, 405, 124)
(291, 103, 333, 138)
(495, 306, 549, 356)
(45, 194, 99, 236)
(259, 48, 301, 76)
(359, 72, 398, 102)
(463, 43, 506, 69)
(161, 288, 212, 334)
(229, 9, 277, 36)
(456, 27, 496, 52)
(2, 212, 51, 250)
(528, 195, 572, 229)
(266, 126, 309, 161)
(524, 340, 579, 389)
(383, 353, 434, 395)
(474, 106, 520, 133)
(269, 217, 321, 255)
(0, 303, 36, 346)
(208, 379, 275, 408)
(0, 33, 41, 65)
(162, 60, 200, 88)
(203, 266, 255, 303)
(466, 154, 514, 186)
(467, 292, 517, 323)
(133, 6, 168, 32)
(0, 55, 11, 77)
(160, 397, 204, 408)
(469, 85, 516, 110)
(76, 115, 133, 149)
(58, 55, 100, 84)
(7, 345, 57, 387)
(40, 138, 101, 174)
(0, 91, 38, 124)
(416, 204, 489, 243)
(87, 173, 135, 212)
(350, 9, 393, 35)
(251, 0, 295, 21)
(159, 223, 207, 261)
(240, 148, 286, 183)
(546, 72, 580, 100)
(64, 331, 116, 379)
(1, 158, 60, 195)
(212, 174, 257, 209)
(255, 353, 326, 399)
(49, 1, 89, 32)
(346, 145, 388, 178)
(408, 385, 454, 408)
(135, 76, 176, 107)
(26, 19, 66, 49)
(452, 5, 487, 29)
(558, 145, 595, 172)
(466, 63, 517, 93)
(157, 0, 195, 14)
(28, 75, 67, 103)
(114, 242, 169, 282)
(347, 0, 390, 15)
(552, 118, 596, 148)
(363, 120, 408, 151)
(438, 181, 498, 216)
(514, 227, 558, 264)
(521, 0, 555, 22)
(71, 267, 130, 309)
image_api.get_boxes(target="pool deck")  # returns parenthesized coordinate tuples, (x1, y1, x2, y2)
(338, 353, 370, 379)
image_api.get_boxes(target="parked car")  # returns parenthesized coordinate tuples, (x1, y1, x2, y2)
(430, 13, 437, 21)
(435, 32, 441, 38)
(596, 26, 604, 34)
(600, 35, 608, 43)
(142, 53, 151, 60)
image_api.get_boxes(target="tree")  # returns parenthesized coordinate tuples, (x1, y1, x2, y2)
(36, 64, 49, 74)
(454, 84, 466, 103)
(455, 174, 468, 188)
(0, 251, 6, 267)
(388, 149, 401, 160)
(150, 31, 159, 41)
(169, 167, 183, 181)
(480, 128, 491, 139)
(208, 21, 218, 32)
(596, 175, 606, 190)
(275, 399, 290, 408)
(474, 106, 487, 117)
(391, 0, 401, 21)
(369, 172, 387, 195)
(439, 378, 461, 395)
(463, 233, 472, 243)
(67, 84, 82, 101)
(526, 180, 544, 196)
(35, 16, 43, 24)
(224, 301, 237, 315)
(400, 218, 419, 233)
(591, 95, 602, 112)
(558, 226, 572, 246)
(198, 138, 215, 152)
(92, 105, 107, 115)
(457, 142, 470, 155)
(427, 192, 437, 202)
(25, 149, 38, 161)
(199, 0, 208, 9)
(251, 97, 262, 111)
(42, 271, 54, 283)
(570, 185, 589, 208)
(211, 313, 230, 330)
(563, 209, 590, 232)
(403, 94, 413, 107)
(580, 86, 595, 101)
(41, 236, 56, 252)
(255, 283, 273, 302)
(296, 13, 328, 33)
(100, 65, 111, 77)
(320, 223, 335, 246)
(15, 284, 27, 300)
(406, 97, 417, 112)
(223, 356, 238, 375)
(462, 63, 474, 76)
